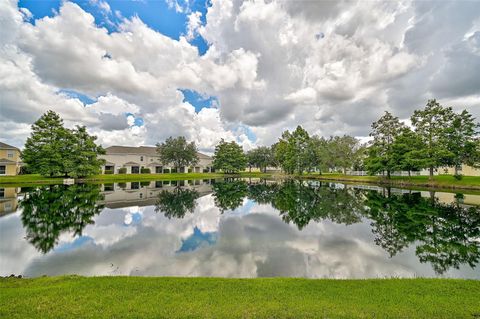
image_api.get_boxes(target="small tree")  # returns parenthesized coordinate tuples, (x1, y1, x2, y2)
(411, 99, 455, 180)
(66, 126, 106, 178)
(212, 139, 247, 173)
(22, 111, 104, 178)
(328, 135, 360, 174)
(22, 111, 71, 177)
(445, 110, 479, 176)
(156, 136, 199, 172)
(274, 126, 313, 174)
(390, 128, 425, 176)
(246, 146, 274, 173)
(366, 111, 406, 178)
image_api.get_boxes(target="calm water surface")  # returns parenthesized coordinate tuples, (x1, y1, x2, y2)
(0, 179, 479, 279)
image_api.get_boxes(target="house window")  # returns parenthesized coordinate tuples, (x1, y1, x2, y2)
(131, 166, 140, 174)
(7, 151, 14, 158)
(103, 183, 114, 192)
(0, 188, 4, 198)
(155, 166, 163, 174)
(140, 156, 144, 162)
(0, 166, 5, 175)
(131, 182, 140, 189)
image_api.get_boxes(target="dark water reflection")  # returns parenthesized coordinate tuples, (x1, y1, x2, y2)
(0, 179, 479, 278)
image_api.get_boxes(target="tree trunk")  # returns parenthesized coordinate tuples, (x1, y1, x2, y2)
(408, 170, 411, 177)
(429, 167, 434, 181)
(387, 170, 391, 179)
(454, 165, 459, 176)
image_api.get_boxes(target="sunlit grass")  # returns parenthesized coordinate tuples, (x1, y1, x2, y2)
(0, 172, 271, 186)
(301, 173, 480, 189)
(0, 276, 478, 319)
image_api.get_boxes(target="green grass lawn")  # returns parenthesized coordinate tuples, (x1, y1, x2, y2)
(0, 172, 271, 186)
(300, 173, 480, 190)
(0, 276, 478, 319)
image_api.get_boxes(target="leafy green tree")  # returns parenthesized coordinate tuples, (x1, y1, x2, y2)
(155, 187, 199, 219)
(66, 126, 106, 178)
(411, 99, 455, 179)
(328, 135, 361, 174)
(274, 126, 314, 174)
(445, 110, 479, 176)
(365, 111, 406, 178)
(22, 111, 105, 177)
(156, 136, 199, 172)
(212, 139, 247, 173)
(310, 136, 330, 174)
(246, 146, 274, 172)
(22, 111, 72, 177)
(390, 128, 425, 176)
(20, 184, 104, 253)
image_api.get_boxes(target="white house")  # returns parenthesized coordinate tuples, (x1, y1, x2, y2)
(100, 146, 213, 174)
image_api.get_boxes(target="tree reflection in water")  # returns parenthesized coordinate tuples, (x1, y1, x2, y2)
(20, 184, 104, 254)
(17, 179, 480, 274)
(154, 187, 199, 219)
(365, 190, 480, 274)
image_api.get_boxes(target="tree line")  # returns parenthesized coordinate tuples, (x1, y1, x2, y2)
(22, 100, 479, 178)
(366, 99, 479, 179)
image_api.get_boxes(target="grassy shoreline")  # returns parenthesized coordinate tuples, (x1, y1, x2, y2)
(1, 276, 478, 318)
(0, 172, 271, 187)
(296, 173, 480, 191)
(1, 172, 480, 192)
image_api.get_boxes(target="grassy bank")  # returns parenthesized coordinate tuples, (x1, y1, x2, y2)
(0, 172, 270, 186)
(299, 173, 480, 191)
(1, 276, 478, 319)
(2, 172, 480, 192)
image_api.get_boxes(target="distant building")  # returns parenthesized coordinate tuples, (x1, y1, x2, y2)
(0, 142, 22, 176)
(0, 187, 20, 216)
(100, 146, 213, 174)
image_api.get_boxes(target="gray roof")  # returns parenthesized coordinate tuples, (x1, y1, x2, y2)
(105, 145, 212, 160)
(0, 142, 20, 151)
(123, 161, 140, 166)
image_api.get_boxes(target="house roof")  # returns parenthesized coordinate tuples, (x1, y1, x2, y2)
(104, 145, 212, 160)
(123, 161, 140, 166)
(0, 142, 20, 151)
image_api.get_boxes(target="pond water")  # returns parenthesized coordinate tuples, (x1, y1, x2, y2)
(0, 179, 479, 279)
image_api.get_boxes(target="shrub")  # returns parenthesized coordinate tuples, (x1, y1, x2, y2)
(454, 174, 463, 181)
(163, 168, 171, 174)
(118, 182, 127, 189)
(118, 167, 127, 174)
(140, 181, 150, 187)
(104, 170, 114, 174)
(141, 168, 151, 174)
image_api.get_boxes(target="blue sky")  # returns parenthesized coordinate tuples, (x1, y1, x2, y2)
(3, 0, 479, 151)
(20, 0, 216, 116)
(19, 0, 210, 56)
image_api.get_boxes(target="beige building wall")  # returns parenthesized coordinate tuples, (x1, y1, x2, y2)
(0, 147, 21, 176)
(0, 149, 20, 161)
(100, 146, 213, 174)
(441, 165, 480, 177)
(0, 187, 19, 215)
